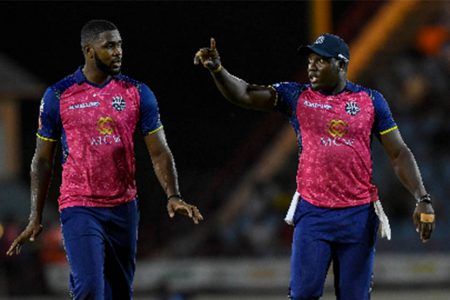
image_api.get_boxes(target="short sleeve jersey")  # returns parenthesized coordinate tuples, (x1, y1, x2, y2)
(38, 68, 163, 210)
(273, 81, 397, 208)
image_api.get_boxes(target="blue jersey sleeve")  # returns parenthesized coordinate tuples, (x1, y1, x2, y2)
(37, 87, 61, 142)
(371, 89, 397, 137)
(139, 83, 163, 135)
(272, 82, 305, 150)
(272, 82, 304, 117)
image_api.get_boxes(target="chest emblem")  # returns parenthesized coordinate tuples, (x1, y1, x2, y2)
(112, 96, 126, 111)
(328, 119, 348, 137)
(96, 116, 115, 135)
(345, 101, 360, 116)
(321, 119, 354, 147)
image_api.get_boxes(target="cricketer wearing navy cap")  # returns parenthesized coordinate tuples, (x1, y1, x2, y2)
(298, 33, 350, 63)
(194, 34, 435, 300)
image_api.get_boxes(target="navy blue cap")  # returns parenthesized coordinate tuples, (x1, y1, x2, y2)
(298, 33, 350, 62)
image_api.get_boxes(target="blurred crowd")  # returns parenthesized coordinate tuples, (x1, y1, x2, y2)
(364, 14, 449, 246)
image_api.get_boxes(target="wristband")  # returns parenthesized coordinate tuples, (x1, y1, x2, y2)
(417, 194, 432, 204)
(211, 64, 223, 73)
(167, 194, 183, 201)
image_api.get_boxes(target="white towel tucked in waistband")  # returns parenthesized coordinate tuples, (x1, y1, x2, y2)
(284, 192, 391, 240)
(374, 200, 391, 240)
(284, 191, 300, 226)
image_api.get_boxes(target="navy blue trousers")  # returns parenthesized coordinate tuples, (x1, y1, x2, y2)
(289, 199, 379, 300)
(60, 200, 139, 300)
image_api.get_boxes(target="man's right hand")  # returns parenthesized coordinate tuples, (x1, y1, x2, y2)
(194, 37, 222, 72)
(413, 201, 435, 243)
(6, 220, 43, 256)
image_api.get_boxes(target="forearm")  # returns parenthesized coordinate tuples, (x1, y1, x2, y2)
(211, 67, 276, 112)
(210, 67, 251, 107)
(29, 156, 53, 224)
(151, 149, 180, 197)
(391, 146, 427, 200)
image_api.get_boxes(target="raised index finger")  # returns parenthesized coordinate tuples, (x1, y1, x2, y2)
(210, 37, 216, 50)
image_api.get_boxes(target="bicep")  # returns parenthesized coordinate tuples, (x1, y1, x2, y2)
(379, 129, 408, 161)
(245, 85, 277, 112)
(33, 138, 57, 164)
(144, 129, 171, 158)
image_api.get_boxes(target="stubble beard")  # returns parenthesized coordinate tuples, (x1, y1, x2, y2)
(94, 52, 120, 75)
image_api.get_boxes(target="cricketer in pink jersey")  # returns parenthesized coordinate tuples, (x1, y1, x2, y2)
(194, 34, 435, 300)
(37, 68, 161, 210)
(274, 80, 389, 208)
(7, 20, 203, 299)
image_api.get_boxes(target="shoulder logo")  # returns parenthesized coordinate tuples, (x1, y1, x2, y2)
(345, 101, 360, 116)
(112, 96, 126, 111)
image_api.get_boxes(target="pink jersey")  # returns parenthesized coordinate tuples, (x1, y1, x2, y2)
(37, 68, 162, 210)
(273, 82, 397, 208)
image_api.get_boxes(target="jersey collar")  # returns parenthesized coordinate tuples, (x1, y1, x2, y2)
(74, 67, 120, 88)
(311, 81, 351, 96)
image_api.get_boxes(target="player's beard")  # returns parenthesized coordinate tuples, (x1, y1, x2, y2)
(94, 52, 121, 75)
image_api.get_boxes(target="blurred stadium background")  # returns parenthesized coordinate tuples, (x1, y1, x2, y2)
(0, 1, 449, 299)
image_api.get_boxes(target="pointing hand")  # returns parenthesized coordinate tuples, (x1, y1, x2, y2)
(194, 38, 222, 72)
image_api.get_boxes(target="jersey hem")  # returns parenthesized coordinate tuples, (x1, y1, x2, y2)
(58, 197, 136, 212)
(300, 194, 378, 209)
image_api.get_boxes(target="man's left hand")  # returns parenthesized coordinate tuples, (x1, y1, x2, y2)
(413, 202, 435, 243)
(167, 198, 204, 224)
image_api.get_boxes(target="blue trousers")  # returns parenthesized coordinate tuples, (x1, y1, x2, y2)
(289, 199, 379, 300)
(60, 200, 139, 300)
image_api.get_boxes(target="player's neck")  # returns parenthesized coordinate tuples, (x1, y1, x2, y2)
(82, 65, 111, 86)
(319, 79, 347, 95)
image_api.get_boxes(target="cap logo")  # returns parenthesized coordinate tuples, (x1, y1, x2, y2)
(315, 36, 325, 44)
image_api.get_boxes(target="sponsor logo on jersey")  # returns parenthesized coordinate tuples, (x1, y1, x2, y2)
(91, 116, 121, 145)
(96, 116, 115, 135)
(112, 96, 126, 111)
(69, 101, 100, 110)
(345, 100, 360, 116)
(320, 119, 354, 146)
(304, 100, 333, 110)
(328, 119, 347, 137)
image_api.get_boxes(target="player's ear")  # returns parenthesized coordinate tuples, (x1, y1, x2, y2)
(82, 45, 94, 59)
(338, 60, 347, 72)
